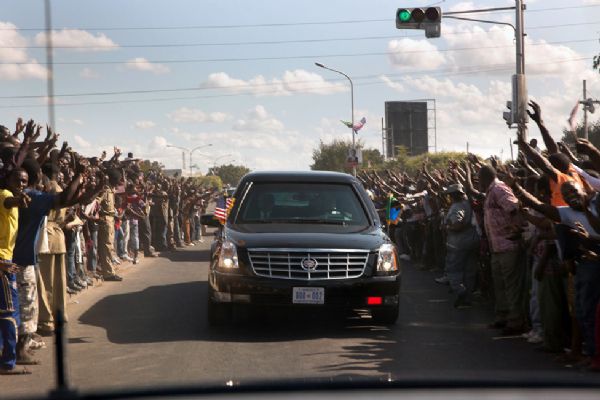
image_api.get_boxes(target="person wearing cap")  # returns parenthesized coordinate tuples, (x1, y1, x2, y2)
(443, 183, 480, 308)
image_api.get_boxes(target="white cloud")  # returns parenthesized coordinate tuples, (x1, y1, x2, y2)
(442, 24, 586, 77)
(167, 107, 229, 123)
(202, 69, 347, 96)
(583, 0, 600, 4)
(73, 135, 91, 148)
(379, 75, 404, 92)
(0, 22, 47, 80)
(125, 57, 170, 74)
(80, 67, 99, 79)
(72, 119, 84, 125)
(134, 120, 156, 129)
(233, 105, 284, 132)
(388, 38, 446, 70)
(34, 29, 118, 51)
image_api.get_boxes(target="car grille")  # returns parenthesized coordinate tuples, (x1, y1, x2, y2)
(247, 248, 370, 280)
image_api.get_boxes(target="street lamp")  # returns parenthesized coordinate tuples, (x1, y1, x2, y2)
(315, 62, 356, 177)
(166, 144, 188, 173)
(196, 153, 234, 175)
(190, 144, 213, 176)
(166, 143, 213, 176)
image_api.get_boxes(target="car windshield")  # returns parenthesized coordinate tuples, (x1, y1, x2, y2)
(3, 0, 600, 398)
(236, 182, 369, 226)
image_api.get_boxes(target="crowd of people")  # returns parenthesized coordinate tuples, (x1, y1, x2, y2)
(359, 100, 600, 372)
(0, 119, 215, 375)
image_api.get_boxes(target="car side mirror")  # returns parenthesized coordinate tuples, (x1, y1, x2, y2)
(200, 213, 222, 228)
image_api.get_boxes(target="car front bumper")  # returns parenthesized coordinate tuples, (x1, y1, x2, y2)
(209, 270, 401, 309)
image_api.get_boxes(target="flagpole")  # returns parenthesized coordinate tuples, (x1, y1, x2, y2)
(315, 62, 356, 177)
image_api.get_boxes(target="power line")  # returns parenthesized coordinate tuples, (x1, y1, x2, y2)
(0, 55, 593, 100)
(0, 57, 591, 108)
(5, 21, 599, 50)
(0, 38, 595, 66)
(2, 4, 598, 32)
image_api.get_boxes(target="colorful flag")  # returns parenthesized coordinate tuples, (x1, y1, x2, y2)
(568, 100, 579, 135)
(385, 194, 400, 226)
(340, 117, 367, 133)
(214, 196, 227, 224)
(353, 117, 367, 132)
(226, 197, 235, 215)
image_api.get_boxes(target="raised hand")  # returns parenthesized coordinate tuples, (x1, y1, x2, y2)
(14, 118, 24, 136)
(576, 138, 598, 156)
(45, 124, 53, 141)
(22, 119, 35, 140)
(527, 100, 542, 124)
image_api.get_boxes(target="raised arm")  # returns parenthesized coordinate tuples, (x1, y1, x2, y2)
(513, 182, 560, 222)
(527, 100, 558, 154)
(517, 126, 557, 181)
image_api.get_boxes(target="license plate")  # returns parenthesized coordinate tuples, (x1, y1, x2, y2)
(292, 287, 324, 305)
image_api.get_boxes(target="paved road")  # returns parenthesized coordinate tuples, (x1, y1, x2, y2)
(2, 238, 585, 398)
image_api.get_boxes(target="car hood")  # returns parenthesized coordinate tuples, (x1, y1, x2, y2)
(226, 224, 388, 251)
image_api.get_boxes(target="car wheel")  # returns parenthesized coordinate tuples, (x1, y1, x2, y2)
(371, 305, 399, 325)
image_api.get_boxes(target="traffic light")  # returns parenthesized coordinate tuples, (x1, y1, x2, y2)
(502, 75, 529, 127)
(395, 7, 442, 38)
(513, 74, 528, 124)
(503, 101, 514, 127)
(582, 98, 596, 114)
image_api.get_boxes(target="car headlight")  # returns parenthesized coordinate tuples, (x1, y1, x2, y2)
(218, 240, 239, 269)
(376, 243, 398, 274)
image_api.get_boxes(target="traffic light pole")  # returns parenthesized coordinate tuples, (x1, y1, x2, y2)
(584, 80, 588, 139)
(442, 2, 528, 138)
(515, 0, 527, 139)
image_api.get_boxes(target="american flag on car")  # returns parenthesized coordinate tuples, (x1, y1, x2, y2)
(214, 196, 235, 224)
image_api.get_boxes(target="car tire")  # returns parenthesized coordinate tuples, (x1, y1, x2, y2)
(207, 295, 231, 326)
(371, 305, 399, 325)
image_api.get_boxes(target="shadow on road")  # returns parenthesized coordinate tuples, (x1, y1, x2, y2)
(159, 248, 211, 263)
(78, 261, 571, 376)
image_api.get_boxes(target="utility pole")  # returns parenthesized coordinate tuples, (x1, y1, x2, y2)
(515, 0, 528, 140)
(381, 117, 385, 160)
(584, 79, 589, 139)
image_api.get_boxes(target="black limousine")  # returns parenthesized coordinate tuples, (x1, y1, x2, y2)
(201, 171, 401, 325)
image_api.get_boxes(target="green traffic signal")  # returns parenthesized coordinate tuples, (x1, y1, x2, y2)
(397, 9, 411, 22)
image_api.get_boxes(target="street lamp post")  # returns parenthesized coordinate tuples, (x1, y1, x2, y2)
(190, 144, 213, 176)
(315, 62, 356, 177)
(166, 143, 213, 176)
(195, 153, 233, 175)
(166, 145, 188, 173)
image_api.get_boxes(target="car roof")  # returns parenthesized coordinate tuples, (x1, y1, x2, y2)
(240, 170, 357, 184)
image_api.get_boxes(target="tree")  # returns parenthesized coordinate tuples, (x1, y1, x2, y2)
(138, 160, 164, 174)
(193, 175, 223, 190)
(208, 163, 250, 186)
(310, 139, 384, 172)
(383, 148, 468, 176)
(561, 121, 600, 149)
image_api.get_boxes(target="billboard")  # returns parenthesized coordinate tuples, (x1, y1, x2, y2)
(385, 101, 428, 157)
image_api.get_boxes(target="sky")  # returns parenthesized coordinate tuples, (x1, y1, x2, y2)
(0, 0, 599, 173)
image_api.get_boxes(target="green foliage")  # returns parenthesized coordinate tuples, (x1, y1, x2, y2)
(193, 175, 223, 190)
(382, 147, 468, 175)
(561, 121, 600, 149)
(310, 139, 384, 172)
(138, 160, 164, 174)
(208, 163, 251, 186)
